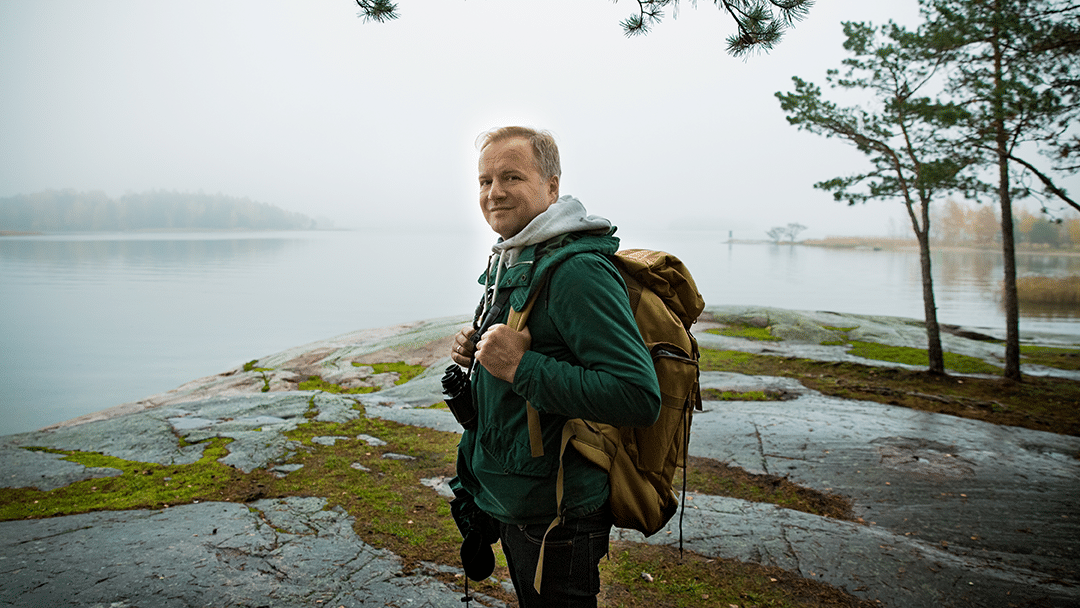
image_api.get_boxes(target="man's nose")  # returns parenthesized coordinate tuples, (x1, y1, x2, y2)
(487, 179, 506, 200)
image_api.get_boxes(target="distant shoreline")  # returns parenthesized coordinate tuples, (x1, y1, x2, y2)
(8, 230, 1080, 257)
(800, 237, 1080, 257)
(0, 189, 320, 232)
(0, 228, 343, 237)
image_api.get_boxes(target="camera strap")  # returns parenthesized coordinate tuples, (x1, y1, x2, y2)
(466, 286, 513, 380)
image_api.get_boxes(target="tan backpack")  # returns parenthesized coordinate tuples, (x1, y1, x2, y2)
(507, 248, 704, 593)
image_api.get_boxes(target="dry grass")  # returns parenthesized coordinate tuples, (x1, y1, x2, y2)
(1014, 275, 1080, 305)
(801, 237, 916, 249)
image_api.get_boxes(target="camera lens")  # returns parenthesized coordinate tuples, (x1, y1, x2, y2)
(442, 364, 477, 430)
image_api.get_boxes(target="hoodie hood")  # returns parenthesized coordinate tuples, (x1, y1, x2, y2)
(477, 196, 615, 321)
(491, 195, 611, 267)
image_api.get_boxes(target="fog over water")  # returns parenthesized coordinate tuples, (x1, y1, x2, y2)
(9, 0, 1071, 238)
(1, 230, 1077, 437)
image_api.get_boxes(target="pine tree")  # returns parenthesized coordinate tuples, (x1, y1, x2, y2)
(776, 21, 983, 375)
(921, 0, 1080, 380)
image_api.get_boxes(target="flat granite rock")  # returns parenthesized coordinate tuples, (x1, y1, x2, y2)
(0, 497, 487, 608)
(1, 392, 363, 486)
(2, 307, 1078, 608)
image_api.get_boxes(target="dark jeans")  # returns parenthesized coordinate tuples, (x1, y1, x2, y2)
(498, 507, 613, 608)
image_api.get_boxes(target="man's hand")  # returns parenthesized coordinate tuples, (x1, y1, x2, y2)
(475, 324, 531, 383)
(451, 327, 478, 368)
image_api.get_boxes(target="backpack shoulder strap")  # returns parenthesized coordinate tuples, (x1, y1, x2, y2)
(507, 248, 627, 459)
(533, 421, 577, 594)
(507, 289, 545, 458)
(505, 290, 539, 331)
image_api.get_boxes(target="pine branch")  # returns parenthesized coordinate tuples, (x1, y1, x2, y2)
(722, 1, 814, 56)
(621, 0, 672, 37)
(350, 0, 813, 56)
(354, 0, 398, 23)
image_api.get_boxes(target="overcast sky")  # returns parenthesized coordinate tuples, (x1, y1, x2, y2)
(3, 0, 1070, 240)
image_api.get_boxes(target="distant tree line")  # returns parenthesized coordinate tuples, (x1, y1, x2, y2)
(0, 190, 318, 232)
(931, 199, 1080, 248)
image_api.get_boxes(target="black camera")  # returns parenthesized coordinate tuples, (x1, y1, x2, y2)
(442, 291, 509, 431)
(442, 363, 477, 430)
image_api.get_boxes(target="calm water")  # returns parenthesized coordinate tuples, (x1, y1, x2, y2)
(2, 229, 1078, 436)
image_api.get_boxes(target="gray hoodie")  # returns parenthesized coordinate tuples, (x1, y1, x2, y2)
(485, 195, 611, 293)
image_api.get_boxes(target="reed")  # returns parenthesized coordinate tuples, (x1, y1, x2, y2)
(802, 236, 916, 249)
(1014, 275, 1080, 305)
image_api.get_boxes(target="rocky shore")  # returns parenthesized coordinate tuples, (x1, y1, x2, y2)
(2, 306, 1078, 607)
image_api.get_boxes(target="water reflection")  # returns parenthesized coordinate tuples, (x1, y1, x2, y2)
(0, 232, 298, 273)
(616, 228, 1079, 331)
(931, 248, 1080, 321)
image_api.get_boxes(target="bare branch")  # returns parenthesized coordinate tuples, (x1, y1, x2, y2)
(1007, 154, 1080, 213)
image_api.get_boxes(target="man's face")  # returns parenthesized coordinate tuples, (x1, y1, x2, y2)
(478, 137, 559, 240)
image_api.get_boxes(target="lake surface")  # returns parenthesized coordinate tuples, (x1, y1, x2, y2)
(2, 229, 1078, 436)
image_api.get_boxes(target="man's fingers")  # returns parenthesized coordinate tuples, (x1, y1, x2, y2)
(451, 327, 478, 365)
(475, 324, 530, 383)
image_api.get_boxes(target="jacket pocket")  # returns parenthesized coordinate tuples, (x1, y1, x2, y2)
(479, 424, 558, 478)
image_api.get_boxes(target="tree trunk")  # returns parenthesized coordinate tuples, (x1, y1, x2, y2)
(916, 201, 946, 375)
(992, 0, 1023, 381)
(998, 151, 1021, 380)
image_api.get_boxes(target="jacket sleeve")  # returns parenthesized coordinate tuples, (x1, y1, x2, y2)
(511, 253, 661, 427)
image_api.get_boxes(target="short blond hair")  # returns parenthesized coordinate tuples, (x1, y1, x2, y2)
(476, 126, 562, 181)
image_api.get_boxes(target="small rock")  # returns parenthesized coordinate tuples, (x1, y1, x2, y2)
(420, 476, 455, 498)
(357, 434, 387, 446)
(270, 464, 304, 478)
(383, 453, 414, 461)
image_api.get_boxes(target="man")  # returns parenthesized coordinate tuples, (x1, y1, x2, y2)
(449, 126, 661, 607)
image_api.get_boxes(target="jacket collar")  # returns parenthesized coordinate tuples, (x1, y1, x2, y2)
(479, 229, 621, 312)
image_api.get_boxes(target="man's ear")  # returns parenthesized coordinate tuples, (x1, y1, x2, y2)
(545, 175, 560, 204)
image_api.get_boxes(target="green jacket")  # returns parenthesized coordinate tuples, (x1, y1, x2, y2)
(455, 231, 661, 525)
